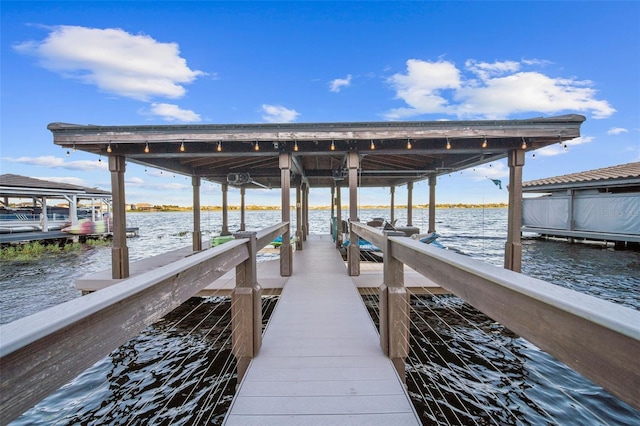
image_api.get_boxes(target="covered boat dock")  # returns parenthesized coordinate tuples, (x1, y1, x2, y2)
(522, 161, 640, 247)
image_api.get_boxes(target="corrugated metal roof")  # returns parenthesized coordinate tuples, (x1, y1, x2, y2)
(0, 174, 111, 195)
(523, 162, 640, 190)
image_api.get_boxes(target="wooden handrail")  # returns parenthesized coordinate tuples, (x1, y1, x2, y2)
(350, 224, 640, 409)
(0, 222, 289, 424)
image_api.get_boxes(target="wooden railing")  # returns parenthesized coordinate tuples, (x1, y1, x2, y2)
(349, 221, 640, 410)
(0, 222, 289, 424)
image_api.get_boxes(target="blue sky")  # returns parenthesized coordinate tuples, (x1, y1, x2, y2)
(2, 1, 639, 208)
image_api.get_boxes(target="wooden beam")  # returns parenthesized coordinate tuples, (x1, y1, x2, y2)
(279, 153, 292, 276)
(504, 149, 524, 272)
(109, 155, 129, 279)
(192, 176, 202, 251)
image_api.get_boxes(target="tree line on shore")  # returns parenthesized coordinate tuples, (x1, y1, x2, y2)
(130, 203, 508, 212)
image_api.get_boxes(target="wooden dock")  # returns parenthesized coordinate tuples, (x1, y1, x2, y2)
(223, 234, 420, 425)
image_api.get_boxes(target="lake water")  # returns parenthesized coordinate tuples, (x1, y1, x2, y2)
(2, 209, 638, 424)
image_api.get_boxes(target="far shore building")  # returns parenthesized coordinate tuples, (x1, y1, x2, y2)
(521, 162, 640, 247)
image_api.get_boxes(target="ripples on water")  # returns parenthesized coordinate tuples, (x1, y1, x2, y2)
(3, 209, 639, 424)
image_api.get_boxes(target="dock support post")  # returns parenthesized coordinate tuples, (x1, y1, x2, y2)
(240, 187, 246, 231)
(280, 153, 292, 277)
(109, 155, 129, 279)
(192, 176, 202, 251)
(379, 231, 409, 382)
(407, 182, 413, 226)
(221, 183, 230, 236)
(390, 185, 395, 225)
(330, 184, 335, 236)
(504, 149, 524, 272)
(303, 183, 309, 241)
(335, 183, 342, 248)
(296, 184, 303, 250)
(40, 196, 49, 232)
(428, 175, 436, 233)
(347, 152, 360, 276)
(232, 231, 262, 384)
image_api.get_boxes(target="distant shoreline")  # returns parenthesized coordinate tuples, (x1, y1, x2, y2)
(129, 203, 509, 212)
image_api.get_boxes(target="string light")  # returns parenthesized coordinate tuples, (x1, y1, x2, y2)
(521, 137, 527, 150)
(106, 142, 112, 153)
(446, 137, 451, 150)
(144, 142, 150, 153)
(482, 137, 488, 148)
(370, 140, 375, 150)
(254, 141, 260, 151)
(330, 140, 335, 151)
(180, 141, 185, 152)
(217, 141, 222, 152)
(407, 139, 412, 149)
(294, 140, 299, 152)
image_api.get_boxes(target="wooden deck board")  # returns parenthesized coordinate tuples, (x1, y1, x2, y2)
(223, 234, 420, 425)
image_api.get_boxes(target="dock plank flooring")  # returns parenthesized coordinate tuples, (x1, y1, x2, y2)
(224, 235, 420, 425)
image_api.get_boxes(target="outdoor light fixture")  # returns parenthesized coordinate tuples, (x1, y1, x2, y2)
(144, 142, 150, 153)
(330, 140, 336, 151)
(107, 142, 112, 153)
(521, 137, 527, 149)
(407, 139, 412, 149)
(446, 137, 451, 150)
(294, 140, 299, 152)
(217, 141, 222, 152)
(482, 137, 488, 148)
(370, 140, 375, 150)
(180, 141, 185, 152)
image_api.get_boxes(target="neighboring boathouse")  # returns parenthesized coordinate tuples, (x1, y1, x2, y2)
(522, 162, 640, 246)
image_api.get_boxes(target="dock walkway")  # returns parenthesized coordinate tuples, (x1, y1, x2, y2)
(224, 234, 420, 425)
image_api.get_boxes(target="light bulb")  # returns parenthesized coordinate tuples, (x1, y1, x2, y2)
(217, 141, 222, 152)
(294, 141, 299, 152)
(144, 142, 150, 153)
(180, 142, 185, 152)
(407, 140, 412, 149)
(482, 138, 487, 148)
(330, 140, 336, 151)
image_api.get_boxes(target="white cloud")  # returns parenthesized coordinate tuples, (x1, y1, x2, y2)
(385, 59, 615, 120)
(14, 25, 204, 101)
(2, 155, 107, 171)
(534, 136, 593, 157)
(607, 127, 628, 135)
(261, 104, 300, 123)
(148, 103, 201, 122)
(386, 59, 461, 119)
(329, 74, 352, 92)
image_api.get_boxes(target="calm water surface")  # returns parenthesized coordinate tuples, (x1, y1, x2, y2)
(2, 209, 638, 424)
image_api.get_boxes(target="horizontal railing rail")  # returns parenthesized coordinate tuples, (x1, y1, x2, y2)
(350, 221, 640, 409)
(0, 222, 288, 424)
